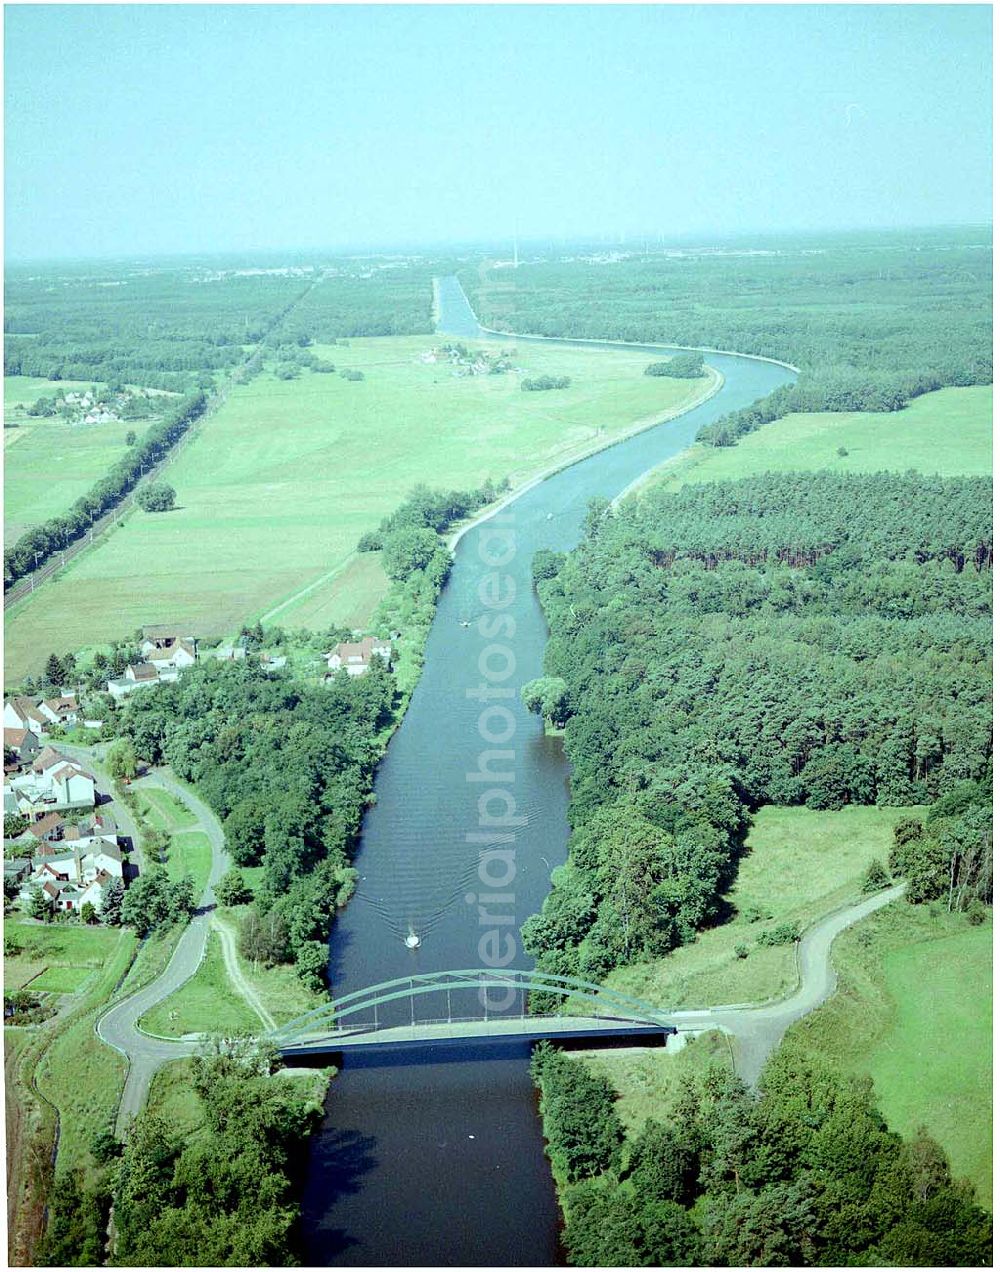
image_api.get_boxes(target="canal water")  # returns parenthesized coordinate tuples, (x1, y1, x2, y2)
(299, 276, 793, 1265)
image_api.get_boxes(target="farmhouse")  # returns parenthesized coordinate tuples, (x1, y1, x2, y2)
(37, 695, 79, 728)
(6, 748, 97, 817)
(326, 637, 392, 677)
(3, 696, 50, 736)
(140, 632, 197, 669)
(4, 728, 39, 764)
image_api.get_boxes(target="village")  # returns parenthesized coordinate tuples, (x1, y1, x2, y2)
(3, 624, 394, 924)
(417, 342, 518, 377)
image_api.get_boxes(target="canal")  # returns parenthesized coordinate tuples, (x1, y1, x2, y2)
(300, 275, 794, 1265)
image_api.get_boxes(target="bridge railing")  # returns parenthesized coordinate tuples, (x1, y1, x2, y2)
(270, 967, 674, 1046)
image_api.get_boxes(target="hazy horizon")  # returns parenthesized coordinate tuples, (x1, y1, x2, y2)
(5, 4, 993, 261)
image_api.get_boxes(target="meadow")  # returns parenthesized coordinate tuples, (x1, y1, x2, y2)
(604, 803, 924, 1010)
(4, 376, 133, 539)
(784, 904, 992, 1207)
(4, 336, 710, 679)
(134, 787, 212, 896)
(645, 384, 992, 493)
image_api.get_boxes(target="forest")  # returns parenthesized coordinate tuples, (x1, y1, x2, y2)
(521, 471, 992, 982)
(3, 259, 435, 392)
(460, 230, 991, 439)
(531, 1043, 991, 1266)
(109, 657, 394, 989)
(37, 1039, 322, 1267)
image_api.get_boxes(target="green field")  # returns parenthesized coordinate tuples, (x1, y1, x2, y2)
(646, 385, 991, 494)
(4, 403, 134, 541)
(136, 787, 197, 832)
(604, 803, 924, 1010)
(4, 918, 127, 993)
(784, 905, 992, 1207)
(140, 930, 258, 1037)
(4, 336, 712, 679)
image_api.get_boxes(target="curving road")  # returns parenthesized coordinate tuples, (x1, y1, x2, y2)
(95, 769, 229, 1131)
(673, 884, 907, 1085)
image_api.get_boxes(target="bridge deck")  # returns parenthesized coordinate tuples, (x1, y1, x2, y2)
(279, 1015, 675, 1056)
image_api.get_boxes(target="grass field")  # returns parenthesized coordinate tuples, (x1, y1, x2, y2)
(142, 907, 323, 1036)
(645, 385, 991, 494)
(33, 926, 137, 1178)
(603, 803, 924, 1011)
(4, 374, 124, 540)
(140, 930, 259, 1037)
(134, 787, 211, 895)
(578, 1031, 732, 1136)
(4, 336, 711, 680)
(783, 904, 992, 1207)
(4, 918, 126, 994)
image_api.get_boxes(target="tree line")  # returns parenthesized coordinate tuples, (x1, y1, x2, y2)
(4, 391, 208, 586)
(37, 1038, 322, 1267)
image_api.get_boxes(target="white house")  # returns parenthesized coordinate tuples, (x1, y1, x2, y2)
(3, 697, 50, 736)
(37, 695, 79, 728)
(326, 637, 392, 677)
(139, 631, 197, 669)
(10, 748, 97, 816)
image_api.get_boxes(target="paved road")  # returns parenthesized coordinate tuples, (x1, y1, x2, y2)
(672, 884, 907, 1084)
(94, 769, 229, 1131)
(57, 741, 145, 872)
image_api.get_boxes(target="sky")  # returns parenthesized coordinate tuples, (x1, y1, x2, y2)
(4, 3, 993, 259)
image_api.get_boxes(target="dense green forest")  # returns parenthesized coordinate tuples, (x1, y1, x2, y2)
(3, 266, 309, 391)
(522, 472, 991, 982)
(532, 1044, 991, 1266)
(460, 230, 992, 438)
(111, 658, 392, 988)
(4, 259, 435, 392)
(38, 1040, 322, 1267)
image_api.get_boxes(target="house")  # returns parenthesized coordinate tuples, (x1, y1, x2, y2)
(3, 697, 50, 737)
(19, 837, 124, 912)
(4, 727, 39, 763)
(25, 812, 65, 844)
(142, 635, 197, 671)
(11, 749, 97, 816)
(258, 653, 287, 673)
(3, 857, 32, 889)
(325, 637, 392, 677)
(37, 695, 79, 728)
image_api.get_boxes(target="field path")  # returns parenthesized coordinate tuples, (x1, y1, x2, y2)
(95, 769, 228, 1131)
(212, 913, 276, 1031)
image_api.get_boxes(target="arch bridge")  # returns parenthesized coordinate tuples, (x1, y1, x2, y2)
(270, 969, 677, 1055)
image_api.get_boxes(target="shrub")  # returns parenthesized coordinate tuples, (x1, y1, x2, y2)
(756, 922, 799, 947)
(136, 482, 176, 513)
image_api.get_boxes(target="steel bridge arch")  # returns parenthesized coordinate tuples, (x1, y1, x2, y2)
(269, 968, 673, 1045)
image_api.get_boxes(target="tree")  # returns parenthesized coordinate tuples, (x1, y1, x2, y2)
(521, 676, 571, 728)
(98, 878, 125, 925)
(862, 858, 891, 892)
(293, 939, 329, 991)
(4, 814, 28, 839)
(44, 653, 64, 686)
(124, 430, 137, 445)
(105, 737, 137, 780)
(120, 868, 194, 936)
(27, 884, 53, 922)
(136, 482, 176, 512)
(381, 525, 440, 580)
(215, 868, 252, 908)
(80, 901, 97, 925)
